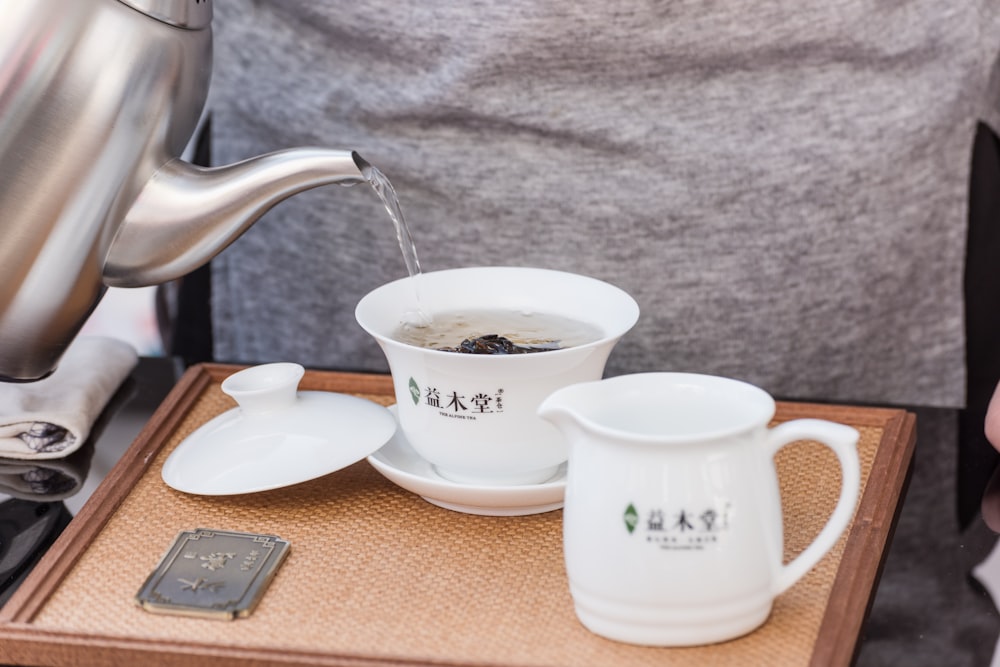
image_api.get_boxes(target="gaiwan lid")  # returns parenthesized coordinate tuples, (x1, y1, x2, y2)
(161, 363, 396, 495)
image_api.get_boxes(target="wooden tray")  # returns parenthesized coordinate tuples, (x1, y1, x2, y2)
(0, 364, 916, 667)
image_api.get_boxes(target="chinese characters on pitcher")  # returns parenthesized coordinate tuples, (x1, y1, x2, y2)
(624, 501, 732, 550)
(409, 376, 505, 420)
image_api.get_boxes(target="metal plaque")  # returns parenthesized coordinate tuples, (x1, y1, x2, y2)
(135, 528, 290, 620)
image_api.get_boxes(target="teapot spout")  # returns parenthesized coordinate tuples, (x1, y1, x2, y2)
(104, 148, 371, 287)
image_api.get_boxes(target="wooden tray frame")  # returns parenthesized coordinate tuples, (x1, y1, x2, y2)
(0, 363, 916, 667)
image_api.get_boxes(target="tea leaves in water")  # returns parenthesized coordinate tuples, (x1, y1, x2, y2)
(393, 309, 602, 354)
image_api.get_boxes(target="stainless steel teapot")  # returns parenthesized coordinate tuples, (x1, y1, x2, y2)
(0, 0, 372, 381)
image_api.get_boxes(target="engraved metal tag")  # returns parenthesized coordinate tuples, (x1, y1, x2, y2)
(135, 528, 290, 620)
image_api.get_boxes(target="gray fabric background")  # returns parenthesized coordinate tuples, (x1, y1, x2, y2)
(207, 1, 1000, 410)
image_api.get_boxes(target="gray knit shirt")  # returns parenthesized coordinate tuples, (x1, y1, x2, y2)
(206, 1, 1000, 408)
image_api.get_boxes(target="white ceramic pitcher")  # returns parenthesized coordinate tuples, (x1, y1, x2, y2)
(538, 372, 860, 646)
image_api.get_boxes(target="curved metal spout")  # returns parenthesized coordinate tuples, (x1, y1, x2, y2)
(104, 148, 371, 287)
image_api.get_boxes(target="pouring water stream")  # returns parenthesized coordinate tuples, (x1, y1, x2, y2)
(362, 164, 432, 327)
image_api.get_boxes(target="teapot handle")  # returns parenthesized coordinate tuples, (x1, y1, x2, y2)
(766, 419, 861, 595)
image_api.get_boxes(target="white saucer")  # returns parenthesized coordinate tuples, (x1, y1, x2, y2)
(162, 391, 396, 496)
(366, 407, 566, 516)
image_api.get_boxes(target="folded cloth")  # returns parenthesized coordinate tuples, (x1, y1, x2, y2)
(0, 337, 138, 459)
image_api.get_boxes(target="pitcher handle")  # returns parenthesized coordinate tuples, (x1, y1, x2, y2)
(766, 418, 861, 595)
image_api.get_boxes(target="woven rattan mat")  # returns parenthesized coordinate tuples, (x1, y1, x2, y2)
(21, 367, 891, 666)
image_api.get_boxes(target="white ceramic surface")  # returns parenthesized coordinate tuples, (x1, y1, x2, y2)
(538, 372, 861, 647)
(367, 407, 566, 516)
(161, 363, 396, 495)
(355, 266, 639, 486)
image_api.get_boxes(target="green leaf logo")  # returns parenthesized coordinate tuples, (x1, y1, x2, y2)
(624, 503, 638, 534)
(408, 377, 420, 405)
